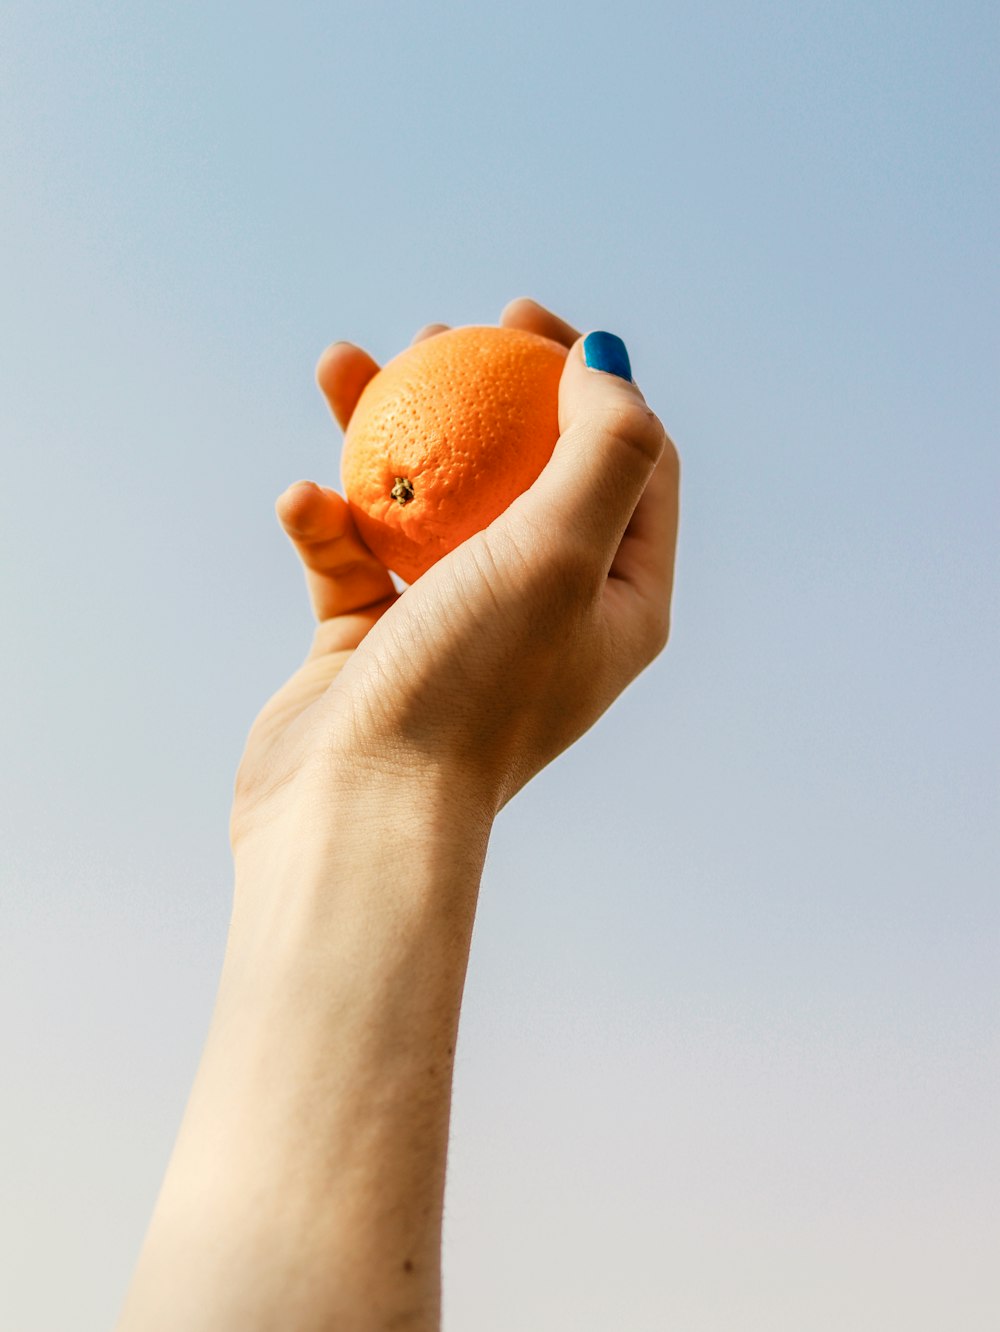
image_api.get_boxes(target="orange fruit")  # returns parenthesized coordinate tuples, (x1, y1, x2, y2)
(341, 325, 568, 583)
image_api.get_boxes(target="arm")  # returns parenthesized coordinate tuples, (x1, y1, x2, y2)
(116, 298, 679, 1331)
(119, 776, 488, 1331)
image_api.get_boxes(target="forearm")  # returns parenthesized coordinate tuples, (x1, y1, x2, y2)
(118, 777, 492, 1332)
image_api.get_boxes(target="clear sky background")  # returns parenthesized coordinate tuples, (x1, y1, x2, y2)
(2, 2, 997, 1328)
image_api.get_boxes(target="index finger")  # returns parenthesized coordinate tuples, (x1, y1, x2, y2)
(315, 342, 381, 431)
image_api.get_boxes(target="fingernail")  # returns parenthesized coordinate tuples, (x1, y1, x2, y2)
(583, 331, 632, 381)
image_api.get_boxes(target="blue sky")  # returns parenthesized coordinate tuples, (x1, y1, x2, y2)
(2, 3, 998, 1328)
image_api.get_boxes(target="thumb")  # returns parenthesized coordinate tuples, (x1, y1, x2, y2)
(519, 332, 667, 567)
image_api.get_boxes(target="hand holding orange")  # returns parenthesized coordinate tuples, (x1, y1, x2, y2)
(250, 298, 678, 827)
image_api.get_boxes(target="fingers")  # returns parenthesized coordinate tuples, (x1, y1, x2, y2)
(500, 296, 580, 349)
(316, 302, 570, 431)
(608, 423, 680, 584)
(411, 322, 450, 344)
(518, 334, 674, 580)
(276, 480, 397, 622)
(316, 326, 448, 429)
(604, 427, 680, 658)
(315, 342, 381, 431)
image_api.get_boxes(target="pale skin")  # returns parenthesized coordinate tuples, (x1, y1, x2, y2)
(116, 297, 680, 1331)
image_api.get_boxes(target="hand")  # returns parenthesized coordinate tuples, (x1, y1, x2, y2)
(230, 297, 680, 864)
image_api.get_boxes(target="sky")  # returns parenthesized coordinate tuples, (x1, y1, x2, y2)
(1, 2, 998, 1328)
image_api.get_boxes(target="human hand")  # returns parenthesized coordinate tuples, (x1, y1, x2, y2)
(230, 298, 679, 865)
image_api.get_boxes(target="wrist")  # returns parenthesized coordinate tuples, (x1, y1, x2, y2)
(233, 751, 492, 883)
(227, 761, 494, 995)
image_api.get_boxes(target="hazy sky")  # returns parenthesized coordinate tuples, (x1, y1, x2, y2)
(2, 3, 997, 1329)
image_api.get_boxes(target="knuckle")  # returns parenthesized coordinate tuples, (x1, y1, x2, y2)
(635, 602, 672, 664)
(602, 400, 667, 467)
(648, 606, 672, 657)
(660, 429, 681, 478)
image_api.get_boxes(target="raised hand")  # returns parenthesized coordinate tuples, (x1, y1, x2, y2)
(231, 298, 679, 862)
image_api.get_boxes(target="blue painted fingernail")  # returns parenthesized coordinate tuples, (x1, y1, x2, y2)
(583, 331, 632, 381)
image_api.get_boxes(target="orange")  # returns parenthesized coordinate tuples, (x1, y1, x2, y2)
(341, 325, 567, 583)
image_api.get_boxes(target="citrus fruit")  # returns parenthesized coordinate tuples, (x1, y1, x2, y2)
(340, 324, 568, 583)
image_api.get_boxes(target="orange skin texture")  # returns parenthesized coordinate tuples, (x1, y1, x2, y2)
(340, 325, 568, 583)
